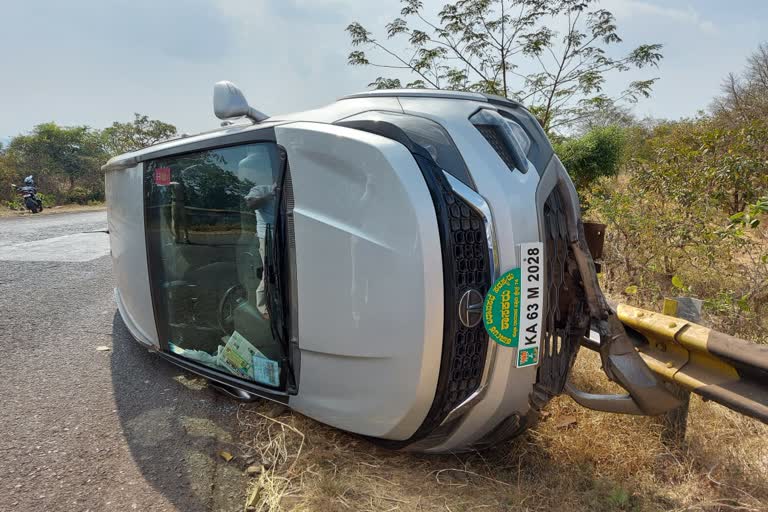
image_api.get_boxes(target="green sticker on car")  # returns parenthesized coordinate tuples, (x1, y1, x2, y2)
(483, 242, 545, 368)
(516, 347, 539, 367)
(483, 268, 522, 347)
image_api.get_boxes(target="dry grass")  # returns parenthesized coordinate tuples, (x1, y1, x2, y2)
(235, 351, 767, 512)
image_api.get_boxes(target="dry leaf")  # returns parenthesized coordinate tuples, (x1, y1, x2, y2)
(173, 375, 207, 391)
(556, 416, 577, 429)
(245, 465, 263, 476)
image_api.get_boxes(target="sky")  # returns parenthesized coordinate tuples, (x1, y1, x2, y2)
(1, 0, 766, 141)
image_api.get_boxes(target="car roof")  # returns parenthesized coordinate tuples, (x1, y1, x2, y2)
(103, 89, 526, 172)
(341, 88, 522, 108)
(101, 120, 284, 171)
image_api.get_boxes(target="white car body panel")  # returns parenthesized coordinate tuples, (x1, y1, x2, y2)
(275, 122, 444, 440)
(286, 95, 547, 449)
(105, 162, 159, 348)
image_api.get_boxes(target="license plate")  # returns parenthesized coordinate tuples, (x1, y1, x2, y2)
(516, 242, 544, 368)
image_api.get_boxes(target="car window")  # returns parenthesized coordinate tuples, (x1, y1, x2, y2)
(144, 143, 285, 388)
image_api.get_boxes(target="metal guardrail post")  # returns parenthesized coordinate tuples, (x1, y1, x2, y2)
(657, 297, 701, 444)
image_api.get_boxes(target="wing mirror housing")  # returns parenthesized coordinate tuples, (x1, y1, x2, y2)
(213, 81, 268, 123)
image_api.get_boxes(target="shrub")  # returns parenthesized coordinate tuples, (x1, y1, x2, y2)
(66, 186, 90, 205)
(555, 127, 626, 192)
(587, 117, 768, 343)
(38, 193, 55, 208)
(3, 198, 23, 210)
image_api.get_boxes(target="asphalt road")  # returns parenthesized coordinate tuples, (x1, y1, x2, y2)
(0, 210, 249, 511)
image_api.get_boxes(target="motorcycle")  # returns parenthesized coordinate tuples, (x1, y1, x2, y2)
(11, 176, 43, 213)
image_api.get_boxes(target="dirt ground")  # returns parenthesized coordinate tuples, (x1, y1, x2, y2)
(234, 350, 767, 512)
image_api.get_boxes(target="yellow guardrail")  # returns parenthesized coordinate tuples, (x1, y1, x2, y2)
(617, 304, 768, 424)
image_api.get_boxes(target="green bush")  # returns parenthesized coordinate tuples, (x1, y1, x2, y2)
(555, 127, 626, 192)
(38, 193, 55, 208)
(3, 198, 23, 210)
(66, 186, 90, 204)
(3, 193, 55, 210)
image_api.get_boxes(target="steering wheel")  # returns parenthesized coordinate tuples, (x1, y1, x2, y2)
(218, 284, 246, 334)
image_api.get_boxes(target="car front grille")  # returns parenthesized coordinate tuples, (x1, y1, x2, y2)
(441, 190, 491, 414)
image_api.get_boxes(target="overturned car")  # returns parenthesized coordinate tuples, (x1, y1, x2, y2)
(104, 84, 680, 453)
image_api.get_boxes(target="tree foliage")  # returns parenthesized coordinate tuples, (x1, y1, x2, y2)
(0, 149, 18, 203)
(102, 113, 178, 155)
(554, 126, 624, 191)
(573, 100, 636, 135)
(7, 123, 108, 197)
(641, 119, 768, 215)
(347, 0, 663, 131)
(1, 114, 177, 207)
(712, 42, 768, 125)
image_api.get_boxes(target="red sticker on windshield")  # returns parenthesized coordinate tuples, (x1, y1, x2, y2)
(155, 167, 171, 186)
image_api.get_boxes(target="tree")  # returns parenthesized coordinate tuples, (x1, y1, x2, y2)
(0, 148, 19, 203)
(102, 113, 177, 155)
(7, 123, 107, 195)
(712, 43, 768, 124)
(554, 125, 624, 192)
(626, 118, 768, 216)
(347, 0, 663, 131)
(573, 100, 635, 135)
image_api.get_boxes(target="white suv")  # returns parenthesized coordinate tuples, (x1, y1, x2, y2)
(104, 86, 676, 453)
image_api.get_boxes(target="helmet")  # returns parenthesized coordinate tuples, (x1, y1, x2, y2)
(23, 175, 34, 186)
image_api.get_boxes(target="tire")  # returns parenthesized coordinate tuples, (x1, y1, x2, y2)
(25, 198, 39, 213)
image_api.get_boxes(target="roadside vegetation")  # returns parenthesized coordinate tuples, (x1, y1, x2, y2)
(0, 114, 177, 211)
(582, 45, 768, 345)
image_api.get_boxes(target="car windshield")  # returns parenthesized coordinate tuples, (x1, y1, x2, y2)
(144, 142, 286, 388)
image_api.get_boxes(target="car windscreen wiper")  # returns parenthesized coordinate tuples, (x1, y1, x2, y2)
(263, 152, 290, 359)
(263, 224, 286, 349)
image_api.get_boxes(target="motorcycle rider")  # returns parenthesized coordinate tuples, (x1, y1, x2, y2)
(12, 175, 43, 213)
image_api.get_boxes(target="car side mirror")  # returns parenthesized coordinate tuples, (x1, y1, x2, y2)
(213, 81, 269, 123)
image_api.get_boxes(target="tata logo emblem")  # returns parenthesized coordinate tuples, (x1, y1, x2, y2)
(458, 289, 484, 328)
